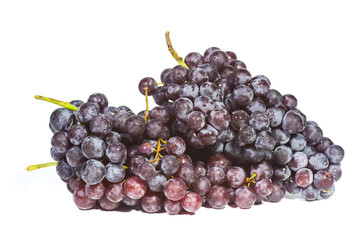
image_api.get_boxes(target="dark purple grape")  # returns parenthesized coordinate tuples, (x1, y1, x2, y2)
(186, 111, 205, 131)
(250, 161, 273, 181)
(243, 147, 264, 164)
(232, 69, 252, 86)
(102, 106, 119, 122)
(282, 109, 306, 134)
(128, 155, 146, 175)
(234, 186, 256, 209)
(199, 63, 219, 82)
(163, 178, 187, 201)
(328, 165, 342, 181)
(112, 111, 131, 133)
(313, 170, 334, 191)
(187, 130, 204, 149)
(226, 166, 246, 188)
(225, 51, 237, 61)
(320, 185, 335, 199)
(51, 131, 70, 153)
(220, 65, 236, 80)
(175, 163, 196, 185)
(309, 153, 329, 171)
(198, 124, 218, 146)
(190, 176, 211, 196)
(98, 196, 120, 210)
(290, 133, 307, 151)
(138, 77, 157, 96)
(301, 184, 320, 201)
(188, 68, 209, 86)
(302, 145, 316, 157)
(207, 167, 225, 185)
(81, 136, 106, 159)
(176, 153, 193, 165)
(172, 97, 193, 121)
(266, 107, 284, 127)
(325, 145, 345, 164)
(266, 182, 286, 202)
(215, 78, 231, 99)
(81, 159, 106, 185)
(255, 131, 276, 151)
(282, 94, 297, 111)
(166, 136, 186, 156)
(273, 165, 291, 181)
(217, 127, 235, 142)
(56, 160, 75, 180)
(231, 110, 249, 130)
(148, 173, 167, 192)
(302, 123, 323, 146)
(208, 153, 232, 172)
(141, 191, 163, 213)
(249, 75, 271, 97)
(160, 68, 172, 82)
(50, 148, 65, 161)
(150, 106, 171, 125)
(206, 185, 230, 209)
(255, 179, 273, 197)
(69, 100, 84, 107)
(125, 115, 146, 139)
(295, 168, 313, 188)
(123, 176, 147, 200)
(161, 155, 179, 175)
(85, 182, 105, 200)
(152, 88, 168, 105)
(68, 125, 88, 146)
(272, 128, 290, 145)
(203, 47, 220, 62)
(273, 145, 292, 165)
(122, 195, 139, 207)
(264, 89, 282, 108)
(283, 177, 301, 194)
(209, 108, 231, 131)
(73, 184, 97, 210)
(237, 125, 257, 146)
(165, 83, 180, 101)
(105, 163, 126, 183)
(50, 108, 75, 132)
(88, 93, 108, 111)
(145, 119, 165, 140)
(105, 183, 124, 203)
(185, 52, 204, 69)
(233, 85, 254, 107)
(245, 98, 266, 114)
(193, 161, 207, 177)
(224, 141, 243, 162)
(315, 137, 333, 153)
(288, 152, 308, 171)
(171, 65, 188, 84)
(200, 82, 220, 100)
(194, 96, 215, 116)
(208, 50, 229, 71)
(75, 102, 100, 125)
(66, 146, 86, 168)
(179, 82, 199, 101)
(181, 192, 202, 213)
(89, 114, 112, 137)
(249, 111, 270, 131)
(229, 60, 247, 70)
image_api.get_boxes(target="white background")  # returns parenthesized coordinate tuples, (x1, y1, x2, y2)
(1, 0, 359, 239)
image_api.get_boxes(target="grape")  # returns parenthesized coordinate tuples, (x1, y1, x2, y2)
(217, 127, 235, 142)
(301, 184, 320, 201)
(190, 176, 211, 196)
(308, 153, 329, 171)
(313, 170, 334, 191)
(176, 153, 193, 165)
(302, 146, 316, 157)
(149, 106, 171, 125)
(99, 196, 121, 210)
(207, 167, 225, 185)
(186, 111, 205, 131)
(66, 146, 86, 168)
(139, 77, 157, 95)
(282, 109, 306, 134)
(122, 195, 139, 207)
(234, 186, 256, 209)
(206, 185, 230, 209)
(103, 106, 119, 122)
(302, 123, 323, 146)
(73, 184, 97, 210)
(141, 191, 163, 213)
(198, 124, 218, 146)
(88, 93, 108, 111)
(282, 94, 297, 111)
(148, 173, 167, 192)
(266, 107, 284, 127)
(68, 177, 84, 193)
(89, 114, 112, 137)
(215, 78, 231, 99)
(225, 51, 237, 61)
(50, 148, 65, 161)
(327, 164, 342, 181)
(225, 166, 246, 188)
(166, 136, 186, 156)
(68, 125, 88, 146)
(171, 65, 188, 84)
(51, 131, 70, 153)
(50, 108, 75, 132)
(283, 177, 301, 194)
(75, 102, 100, 124)
(320, 185, 335, 199)
(81, 159, 106, 185)
(209, 108, 231, 130)
(232, 69, 252, 86)
(245, 98, 266, 114)
(250, 161, 273, 181)
(288, 152, 308, 171)
(137, 162, 156, 181)
(56, 160, 75, 180)
(161, 155, 180, 175)
(188, 68, 209, 86)
(172, 97, 194, 121)
(163, 178, 187, 201)
(69, 100, 84, 107)
(254, 131, 276, 151)
(175, 163, 196, 185)
(145, 120, 165, 139)
(273, 165, 291, 181)
(185, 52, 204, 69)
(209, 50, 229, 71)
(125, 115, 146, 139)
(249, 75, 270, 97)
(264, 89, 282, 108)
(200, 82, 220, 101)
(290, 133, 307, 151)
(85, 182, 105, 200)
(272, 128, 290, 145)
(181, 192, 202, 213)
(113, 111, 132, 133)
(203, 47, 220, 62)
(164, 199, 182, 215)
(315, 137, 333, 153)
(295, 168, 313, 188)
(325, 145, 345, 164)
(123, 176, 147, 200)
(224, 141, 243, 162)
(193, 161, 207, 177)
(179, 82, 199, 101)
(165, 83, 180, 101)
(229, 60, 247, 70)
(266, 181, 286, 202)
(249, 111, 270, 131)
(230, 110, 249, 130)
(81, 136, 106, 159)
(194, 96, 215, 116)
(105, 163, 126, 183)
(207, 153, 232, 172)
(255, 179, 273, 197)
(232, 85, 254, 107)
(272, 145, 292, 165)
(105, 183, 125, 203)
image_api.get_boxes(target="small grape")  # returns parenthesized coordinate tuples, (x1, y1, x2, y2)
(186, 111, 206, 131)
(325, 145, 345, 164)
(272, 145, 292, 165)
(49, 108, 75, 132)
(209, 108, 231, 130)
(81, 159, 106, 185)
(123, 176, 147, 200)
(282, 94, 297, 111)
(232, 85, 254, 107)
(56, 160, 75, 180)
(75, 102, 100, 124)
(139, 77, 157, 96)
(81, 136, 106, 159)
(234, 186, 256, 209)
(105, 163, 126, 183)
(282, 109, 306, 134)
(226, 166, 246, 188)
(301, 184, 320, 201)
(207, 167, 225, 185)
(295, 168, 313, 188)
(163, 178, 187, 201)
(164, 199, 182, 215)
(166, 136, 186, 156)
(308, 153, 329, 171)
(125, 115, 146, 139)
(141, 191, 163, 213)
(105, 183, 124, 203)
(206, 185, 230, 209)
(185, 52, 204, 69)
(88, 93, 108, 111)
(85, 182, 105, 200)
(255, 179, 273, 197)
(175, 163, 196, 185)
(66, 146, 86, 168)
(181, 192, 202, 213)
(172, 97, 194, 121)
(266, 182, 286, 202)
(288, 152, 308, 171)
(89, 114, 112, 137)
(68, 125, 88, 146)
(73, 184, 97, 210)
(190, 176, 211, 196)
(51, 131, 70, 153)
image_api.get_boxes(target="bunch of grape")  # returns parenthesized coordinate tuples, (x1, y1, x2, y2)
(37, 43, 344, 214)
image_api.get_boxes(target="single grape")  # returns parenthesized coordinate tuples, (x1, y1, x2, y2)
(188, 68, 209, 86)
(105, 163, 126, 183)
(105, 182, 124, 203)
(209, 108, 231, 130)
(266, 107, 284, 127)
(56, 160, 75, 180)
(249, 111, 270, 131)
(166, 136, 186, 156)
(325, 145, 345, 164)
(85, 182, 105, 200)
(73, 184, 97, 210)
(206, 185, 230, 209)
(250, 161, 273, 181)
(163, 178, 187, 201)
(282, 109, 306, 134)
(283, 177, 301, 194)
(51, 131, 70, 153)
(313, 170, 334, 191)
(207, 153, 232, 172)
(186, 111, 206, 131)
(249, 75, 271, 97)
(327, 164, 342, 181)
(301, 184, 320, 201)
(81, 136, 106, 159)
(203, 47, 221, 62)
(66, 146, 87, 168)
(138, 77, 157, 95)
(290, 133, 307, 151)
(193, 161, 207, 177)
(125, 115, 146, 139)
(75, 102, 100, 124)
(273, 165, 291, 181)
(164, 199, 182, 215)
(190, 176, 211, 196)
(266, 181, 286, 202)
(175, 163, 196, 185)
(185, 52, 204, 69)
(200, 82, 220, 101)
(229, 59, 247, 70)
(88, 93, 108, 111)
(207, 167, 226, 185)
(198, 124, 218, 146)
(230, 110, 249, 130)
(122, 195, 140, 207)
(320, 185, 335, 199)
(89, 114, 112, 137)
(165, 83, 180, 101)
(81, 159, 106, 185)
(295, 168, 313, 188)
(68, 125, 88, 146)
(226, 166, 246, 188)
(237, 125, 257, 146)
(123, 176, 147, 200)
(282, 94, 297, 111)
(272, 145, 292, 165)
(288, 152, 308, 171)
(254, 130, 276, 151)
(208, 50, 229, 71)
(149, 106, 172, 125)
(179, 82, 199, 101)
(272, 128, 290, 145)
(172, 97, 194, 121)
(232, 85, 254, 107)
(309, 153, 329, 171)
(141, 191, 163, 213)
(234, 186, 256, 209)
(245, 98, 266, 114)
(181, 192, 202, 213)
(112, 111, 132, 133)
(49, 108, 75, 132)
(194, 96, 215, 116)
(148, 172, 167, 192)
(232, 69, 252, 86)
(302, 123, 323, 146)
(103, 106, 119, 122)
(98, 196, 121, 210)
(255, 179, 273, 197)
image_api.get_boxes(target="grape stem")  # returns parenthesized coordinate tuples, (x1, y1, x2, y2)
(26, 162, 58, 171)
(165, 31, 189, 69)
(246, 173, 257, 187)
(34, 95, 78, 111)
(149, 138, 167, 166)
(143, 87, 150, 123)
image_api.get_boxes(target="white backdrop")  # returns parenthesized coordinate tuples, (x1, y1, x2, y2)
(1, 1, 359, 239)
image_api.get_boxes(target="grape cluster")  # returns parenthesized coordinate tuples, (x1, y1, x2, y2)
(45, 46, 344, 214)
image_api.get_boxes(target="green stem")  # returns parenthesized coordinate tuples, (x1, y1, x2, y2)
(34, 95, 78, 111)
